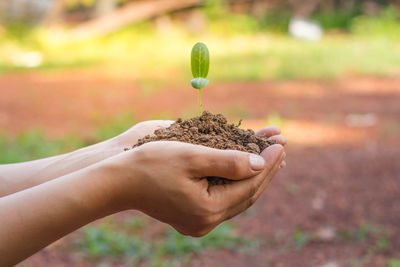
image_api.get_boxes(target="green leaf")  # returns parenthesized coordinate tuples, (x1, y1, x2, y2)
(191, 42, 210, 79)
(191, 78, 209, 89)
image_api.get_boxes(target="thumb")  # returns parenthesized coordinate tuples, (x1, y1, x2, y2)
(189, 146, 266, 180)
(209, 144, 285, 219)
(207, 144, 284, 213)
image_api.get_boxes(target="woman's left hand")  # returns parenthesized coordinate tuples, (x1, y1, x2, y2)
(256, 126, 287, 168)
(109, 120, 174, 150)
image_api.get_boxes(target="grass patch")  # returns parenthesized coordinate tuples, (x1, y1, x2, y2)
(161, 223, 248, 255)
(1, 9, 400, 81)
(0, 130, 84, 164)
(292, 228, 310, 250)
(338, 223, 393, 253)
(79, 224, 151, 260)
(0, 111, 136, 164)
(78, 219, 256, 265)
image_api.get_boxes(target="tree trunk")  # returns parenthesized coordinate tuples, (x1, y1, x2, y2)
(71, 0, 203, 39)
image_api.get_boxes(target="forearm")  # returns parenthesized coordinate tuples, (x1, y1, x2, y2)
(0, 161, 120, 266)
(0, 139, 122, 197)
(0, 120, 173, 197)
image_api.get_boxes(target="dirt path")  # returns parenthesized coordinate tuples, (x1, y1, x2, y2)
(1, 71, 399, 144)
(2, 70, 399, 266)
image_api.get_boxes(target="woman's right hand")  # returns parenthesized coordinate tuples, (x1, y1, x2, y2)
(104, 141, 285, 237)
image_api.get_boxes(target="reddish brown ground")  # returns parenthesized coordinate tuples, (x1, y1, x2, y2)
(2, 70, 399, 266)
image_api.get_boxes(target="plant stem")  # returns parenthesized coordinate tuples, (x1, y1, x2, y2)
(198, 88, 202, 116)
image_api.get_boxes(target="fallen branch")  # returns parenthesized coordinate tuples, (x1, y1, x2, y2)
(70, 0, 203, 39)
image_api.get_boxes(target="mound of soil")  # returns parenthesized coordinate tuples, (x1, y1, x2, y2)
(130, 111, 276, 185)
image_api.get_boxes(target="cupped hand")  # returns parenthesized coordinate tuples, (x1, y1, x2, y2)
(109, 120, 174, 149)
(104, 141, 285, 237)
(109, 121, 286, 149)
(256, 126, 287, 168)
(108, 121, 287, 167)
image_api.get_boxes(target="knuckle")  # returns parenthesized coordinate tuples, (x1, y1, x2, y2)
(228, 153, 246, 178)
(184, 151, 203, 172)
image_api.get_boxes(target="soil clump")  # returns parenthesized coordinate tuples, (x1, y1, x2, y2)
(131, 111, 276, 185)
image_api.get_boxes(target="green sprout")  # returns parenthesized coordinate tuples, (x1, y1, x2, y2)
(190, 42, 210, 115)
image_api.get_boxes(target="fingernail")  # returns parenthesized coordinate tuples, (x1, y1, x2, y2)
(249, 154, 265, 171)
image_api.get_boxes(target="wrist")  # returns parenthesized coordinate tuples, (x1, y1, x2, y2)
(95, 150, 142, 213)
(71, 163, 121, 218)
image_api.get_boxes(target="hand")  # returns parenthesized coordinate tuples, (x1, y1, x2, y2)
(104, 141, 285, 237)
(109, 120, 174, 150)
(256, 126, 287, 168)
(109, 121, 286, 159)
(110, 122, 286, 151)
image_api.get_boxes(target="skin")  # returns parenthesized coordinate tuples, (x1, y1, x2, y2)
(0, 121, 286, 266)
(0, 120, 175, 197)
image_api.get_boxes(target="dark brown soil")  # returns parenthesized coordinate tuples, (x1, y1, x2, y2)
(130, 111, 276, 185)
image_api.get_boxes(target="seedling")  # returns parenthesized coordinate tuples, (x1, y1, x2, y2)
(190, 42, 210, 115)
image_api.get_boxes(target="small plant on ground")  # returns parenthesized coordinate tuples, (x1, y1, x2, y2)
(190, 42, 210, 115)
(78, 224, 151, 261)
(161, 222, 251, 255)
(292, 228, 310, 250)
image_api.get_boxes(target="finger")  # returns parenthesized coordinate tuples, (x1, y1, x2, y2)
(152, 120, 175, 127)
(188, 146, 267, 180)
(280, 161, 286, 168)
(268, 135, 287, 146)
(208, 144, 284, 211)
(140, 120, 175, 131)
(221, 148, 284, 221)
(255, 126, 281, 138)
(252, 150, 286, 201)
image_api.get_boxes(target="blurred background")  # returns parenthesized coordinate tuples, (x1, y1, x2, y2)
(1, 0, 400, 266)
